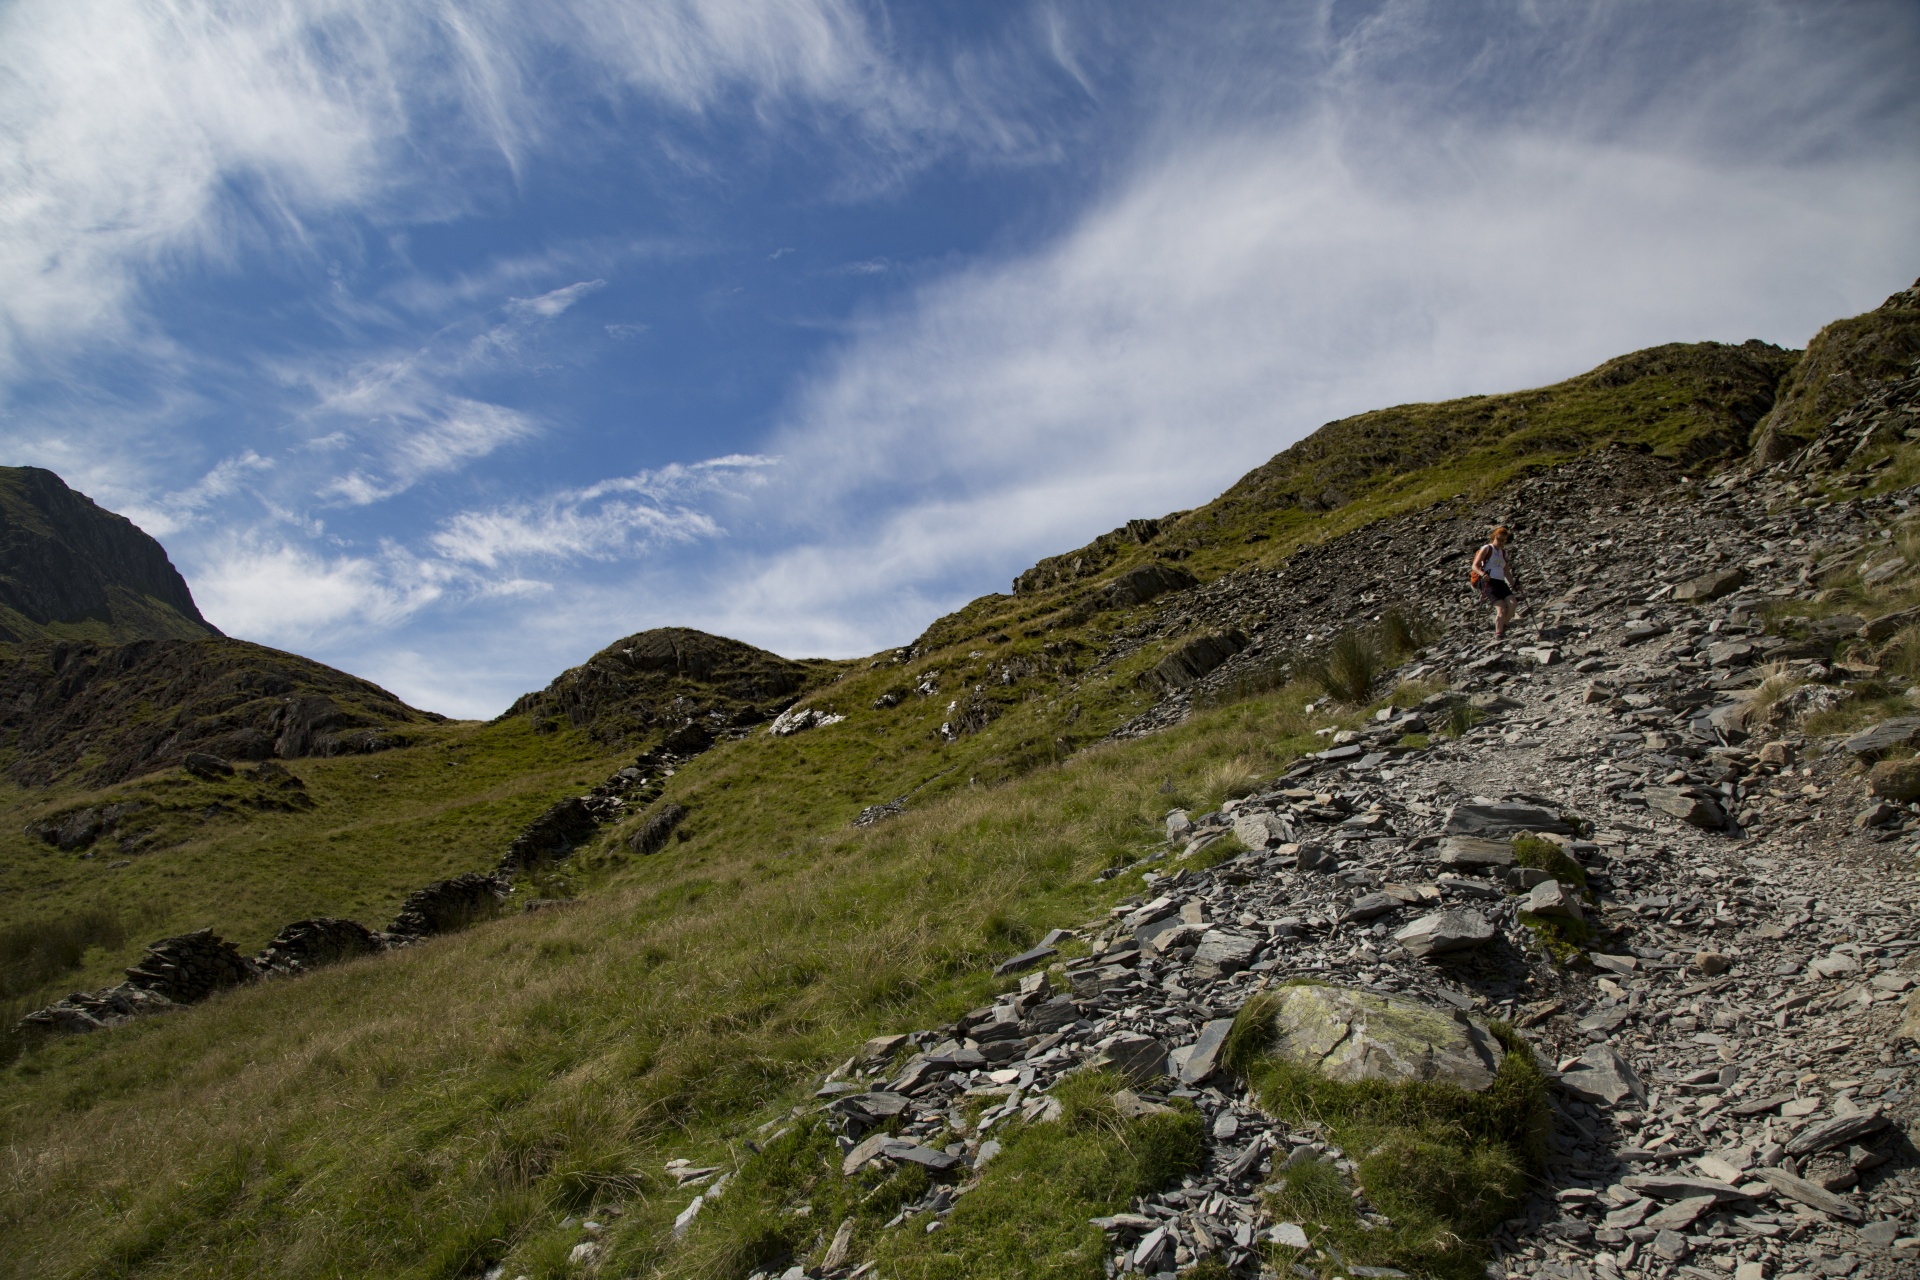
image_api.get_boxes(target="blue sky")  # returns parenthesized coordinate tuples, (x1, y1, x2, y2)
(2, 1, 1917, 717)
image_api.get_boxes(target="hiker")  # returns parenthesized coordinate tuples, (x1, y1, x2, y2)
(1470, 525, 1521, 639)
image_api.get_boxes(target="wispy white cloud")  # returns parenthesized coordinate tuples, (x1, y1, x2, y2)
(0, 0, 966, 374)
(189, 452, 771, 664)
(694, 119, 1920, 660)
(507, 279, 605, 320)
(123, 451, 277, 535)
(317, 398, 538, 506)
(432, 455, 776, 568)
(191, 535, 442, 644)
(299, 282, 605, 504)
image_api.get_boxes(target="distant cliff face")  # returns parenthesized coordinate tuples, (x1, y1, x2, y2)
(0, 467, 217, 645)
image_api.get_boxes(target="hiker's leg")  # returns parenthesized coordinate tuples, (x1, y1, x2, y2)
(1494, 597, 1513, 637)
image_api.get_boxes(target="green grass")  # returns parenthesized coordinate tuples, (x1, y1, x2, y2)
(0, 716, 626, 1019)
(643, 1070, 1205, 1280)
(1227, 996, 1550, 1280)
(0, 681, 1331, 1279)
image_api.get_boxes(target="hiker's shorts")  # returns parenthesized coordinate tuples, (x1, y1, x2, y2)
(1483, 578, 1512, 602)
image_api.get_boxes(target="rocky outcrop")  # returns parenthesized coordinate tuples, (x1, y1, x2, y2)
(1752, 278, 1920, 465)
(503, 627, 833, 752)
(0, 466, 218, 646)
(1148, 629, 1248, 692)
(1010, 516, 1178, 595)
(24, 800, 149, 851)
(628, 803, 688, 855)
(502, 797, 601, 871)
(0, 638, 432, 787)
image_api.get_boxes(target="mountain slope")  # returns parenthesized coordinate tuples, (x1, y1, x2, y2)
(6, 282, 1920, 1279)
(0, 467, 217, 646)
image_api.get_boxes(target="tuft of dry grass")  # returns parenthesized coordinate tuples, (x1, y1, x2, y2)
(1740, 662, 1803, 726)
(1195, 754, 1266, 812)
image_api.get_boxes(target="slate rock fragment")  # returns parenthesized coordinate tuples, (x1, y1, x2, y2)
(1443, 802, 1575, 837)
(1393, 908, 1495, 957)
(1557, 1044, 1647, 1106)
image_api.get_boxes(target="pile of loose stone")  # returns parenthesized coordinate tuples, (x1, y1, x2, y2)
(696, 460, 1920, 1280)
(15, 871, 518, 1035)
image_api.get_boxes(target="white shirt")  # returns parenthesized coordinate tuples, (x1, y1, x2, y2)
(1483, 545, 1507, 580)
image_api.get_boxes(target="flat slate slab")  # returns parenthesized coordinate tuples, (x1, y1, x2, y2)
(1175, 1017, 1236, 1084)
(1443, 802, 1574, 837)
(1673, 567, 1746, 602)
(1558, 1044, 1646, 1105)
(1844, 717, 1920, 755)
(992, 944, 1056, 976)
(1620, 1173, 1746, 1203)
(1644, 787, 1726, 828)
(1752, 1167, 1863, 1222)
(1438, 835, 1516, 868)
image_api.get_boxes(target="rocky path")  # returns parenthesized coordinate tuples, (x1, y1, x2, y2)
(736, 465, 1920, 1280)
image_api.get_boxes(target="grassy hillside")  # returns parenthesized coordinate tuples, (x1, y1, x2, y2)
(19, 305, 1920, 1277)
(0, 716, 627, 1018)
(0, 672, 1336, 1280)
(935, 338, 1793, 652)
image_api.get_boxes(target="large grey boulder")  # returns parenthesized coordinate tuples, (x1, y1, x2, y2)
(1189, 930, 1261, 979)
(1705, 641, 1755, 668)
(1707, 702, 1750, 741)
(1253, 984, 1506, 1091)
(1232, 810, 1290, 850)
(1524, 879, 1583, 921)
(1092, 1032, 1169, 1086)
(1443, 802, 1574, 837)
(1783, 1106, 1889, 1157)
(1342, 892, 1401, 922)
(1393, 908, 1495, 957)
(1860, 607, 1920, 643)
(1173, 1018, 1236, 1084)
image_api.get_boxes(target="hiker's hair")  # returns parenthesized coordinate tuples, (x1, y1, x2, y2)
(1488, 525, 1510, 542)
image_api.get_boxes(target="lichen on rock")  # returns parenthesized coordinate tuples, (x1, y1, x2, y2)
(1258, 982, 1506, 1092)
